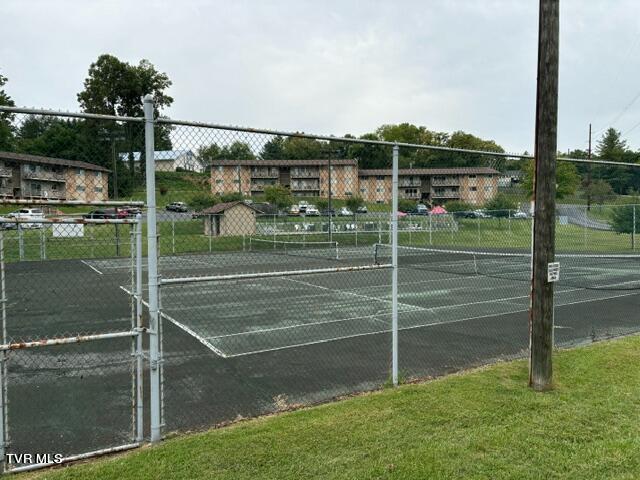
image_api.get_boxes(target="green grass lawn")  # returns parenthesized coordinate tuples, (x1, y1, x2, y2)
(22, 335, 640, 479)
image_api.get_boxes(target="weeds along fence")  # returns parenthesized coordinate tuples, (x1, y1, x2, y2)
(1, 100, 640, 472)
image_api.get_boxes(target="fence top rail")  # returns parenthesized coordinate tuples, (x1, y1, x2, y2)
(2, 105, 638, 167)
(0, 105, 144, 123)
(154, 116, 639, 168)
(0, 217, 140, 225)
(0, 330, 139, 351)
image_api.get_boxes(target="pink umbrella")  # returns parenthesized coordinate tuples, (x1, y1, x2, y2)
(430, 206, 447, 215)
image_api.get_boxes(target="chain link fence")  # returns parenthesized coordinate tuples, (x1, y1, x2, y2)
(0, 101, 639, 472)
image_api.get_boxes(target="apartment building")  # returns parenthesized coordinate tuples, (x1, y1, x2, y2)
(358, 167, 499, 205)
(211, 159, 359, 199)
(210, 159, 499, 206)
(0, 152, 110, 202)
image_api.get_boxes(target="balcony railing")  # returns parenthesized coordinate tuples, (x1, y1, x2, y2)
(431, 190, 460, 198)
(0, 167, 12, 178)
(22, 189, 66, 199)
(0, 187, 12, 196)
(23, 170, 66, 182)
(251, 170, 279, 178)
(291, 184, 320, 191)
(431, 178, 460, 186)
(250, 183, 278, 191)
(399, 179, 421, 187)
(291, 170, 320, 178)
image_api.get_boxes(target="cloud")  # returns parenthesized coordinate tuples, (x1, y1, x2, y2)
(1, 0, 640, 153)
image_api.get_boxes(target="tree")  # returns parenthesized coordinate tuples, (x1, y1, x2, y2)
(483, 193, 517, 218)
(398, 199, 415, 213)
(0, 71, 15, 151)
(219, 141, 255, 160)
(444, 200, 474, 212)
(316, 198, 329, 212)
(611, 205, 638, 248)
(77, 55, 174, 178)
(281, 137, 325, 159)
(345, 196, 364, 212)
(264, 184, 293, 211)
(595, 128, 632, 194)
(261, 136, 285, 159)
(583, 179, 613, 206)
(521, 159, 580, 199)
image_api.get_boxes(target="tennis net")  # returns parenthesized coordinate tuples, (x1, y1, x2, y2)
(248, 237, 340, 261)
(374, 243, 640, 291)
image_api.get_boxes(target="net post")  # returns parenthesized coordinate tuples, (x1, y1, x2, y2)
(171, 217, 175, 255)
(134, 215, 144, 443)
(144, 94, 162, 443)
(391, 145, 399, 387)
(17, 222, 23, 261)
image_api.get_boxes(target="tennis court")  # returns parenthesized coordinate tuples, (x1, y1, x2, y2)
(82, 242, 640, 359)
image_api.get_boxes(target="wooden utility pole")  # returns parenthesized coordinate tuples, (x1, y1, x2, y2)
(529, 0, 560, 391)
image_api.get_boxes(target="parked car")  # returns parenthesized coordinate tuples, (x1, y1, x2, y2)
(119, 206, 142, 217)
(297, 201, 309, 213)
(461, 210, 491, 219)
(2, 208, 45, 229)
(305, 205, 320, 216)
(289, 205, 300, 216)
(84, 208, 126, 219)
(512, 211, 528, 219)
(416, 204, 429, 215)
(166, 202, 188, 213)
(338, 207, 353, 216)
(356, 205, 368, 214)
(321, 208, 336, 216)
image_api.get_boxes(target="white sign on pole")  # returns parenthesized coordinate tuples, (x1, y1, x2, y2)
(547, 262, 560, 282)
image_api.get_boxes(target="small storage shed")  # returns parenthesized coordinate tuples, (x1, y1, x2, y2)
(198, 201, 258, 237)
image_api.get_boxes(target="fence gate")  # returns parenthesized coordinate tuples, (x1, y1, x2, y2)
(0, 217, 144, 473)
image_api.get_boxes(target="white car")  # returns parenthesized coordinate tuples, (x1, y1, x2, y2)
(288, 205, 300, 216)
(298, 201, 309, 213)
(338, 207, 353, 216)
(2, 208, 45, 229)
(512, 211, 528, 219)
(305, 205, 320, 216)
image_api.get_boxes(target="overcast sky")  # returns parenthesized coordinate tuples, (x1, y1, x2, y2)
(2, 0, 640, 154)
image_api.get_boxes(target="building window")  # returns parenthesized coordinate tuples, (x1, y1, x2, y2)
(469, 186, 477, 192)
(77, 185, 85, 192)
(345, 192, 352, 196)
(31, 183, 41, 192)
(376, 176, 384, 181)
(28, 164, 36, 172)
(96, 171, 102, 179)
(217, 166, 223, 172)
(345, 166, 352, 172)
(233, 179, 240, 184)
(95, 186, 103, 193)
(484, 186, 493, 192)
(360, 188, 367, 193)
(361, 176, 368, 181)
(76, 168, 85, 176)
(51, 184, 58, 191)
(376, 188, 383, 193)
(468, 174, 477, 179)
(216, 179, 223, 185)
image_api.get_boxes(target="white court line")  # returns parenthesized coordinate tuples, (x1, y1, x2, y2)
(224, 290, 640, 358)
(120, 285, 228, 358)
(80, 260, 103, 275)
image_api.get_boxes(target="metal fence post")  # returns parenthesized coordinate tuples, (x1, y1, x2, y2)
(0, 230, 7, 473)
(40, 226, 46, 260)
(144, 94, 162, 443)
(391, 145, 399, 386)
(135, 215, 143, 442)
(171, 217, 175, 255)
(429, 214, 432, 245)
(17, 222, 23, 261)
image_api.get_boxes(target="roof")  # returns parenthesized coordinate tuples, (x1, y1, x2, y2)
(211, 159, 358, 166)
(0, 151, 110, 172)
(197, 201, 260, 215)
(120, 150, 195, 162)
(358, 167, 500, 176)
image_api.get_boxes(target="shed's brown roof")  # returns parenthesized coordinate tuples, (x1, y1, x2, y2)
(0, 151, 111, 172)
(197, 201, 259, 215)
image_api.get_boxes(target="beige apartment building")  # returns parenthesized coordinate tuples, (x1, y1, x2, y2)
(210, 160, 499, 206)
(0, 152, 110, 202)
(211, 159, 359, 199)
(358, 167, 500, 205)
